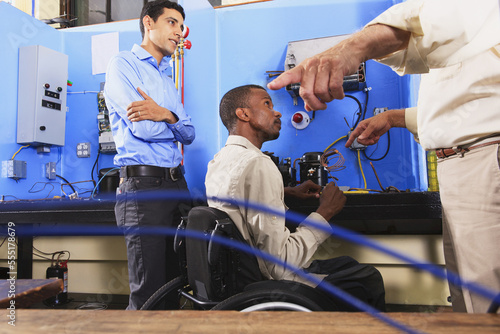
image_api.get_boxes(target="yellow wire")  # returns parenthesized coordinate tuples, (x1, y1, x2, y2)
(175, 47, 180, 90)
(324, 135, 347, 152)
(11, 145, 30, 160)
(357, 150, 367, 189)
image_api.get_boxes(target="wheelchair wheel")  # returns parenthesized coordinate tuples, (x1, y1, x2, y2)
(140, 276, 193, 310)
(211, 288, 325, 311)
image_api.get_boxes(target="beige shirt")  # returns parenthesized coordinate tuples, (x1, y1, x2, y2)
(367, 0, 500, 149)
(205, 135, 331, 287)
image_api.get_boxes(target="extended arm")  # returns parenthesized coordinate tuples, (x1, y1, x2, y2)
(268, 24, 410, 111)
(241, 159, 345, 280)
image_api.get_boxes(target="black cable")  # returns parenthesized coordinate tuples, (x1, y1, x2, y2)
(363, 88, 369, 121)
(91, 150, 100, 188)
(362, 131, 391, 161)
(56, 174, 77, 194)
(344, 95, 363, 129)
(33, 246, 71, 262)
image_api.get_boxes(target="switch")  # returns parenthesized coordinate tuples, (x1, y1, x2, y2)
(45, 162, 56, 180)
(291, 111, 310, 130)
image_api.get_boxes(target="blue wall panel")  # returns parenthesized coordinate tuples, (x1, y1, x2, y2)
(0, 0, 425, 202)
(177, 0, 219, 200)
(215, 0, 424, 192)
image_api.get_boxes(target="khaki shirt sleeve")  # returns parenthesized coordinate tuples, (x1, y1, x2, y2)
(240, 157, 331, 281)
(404, 107, 418, 135)
(365, 0, 500, 75)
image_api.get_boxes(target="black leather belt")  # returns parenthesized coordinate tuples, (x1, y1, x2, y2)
(120, 165, 184, 181)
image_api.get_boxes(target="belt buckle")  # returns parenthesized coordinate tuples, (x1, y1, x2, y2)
(169, 167, 179, 182)
(453, 147, 468, 158)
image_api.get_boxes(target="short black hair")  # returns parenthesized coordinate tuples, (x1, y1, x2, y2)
(140, 1, 186, 39)
(219, 84, 266, 132)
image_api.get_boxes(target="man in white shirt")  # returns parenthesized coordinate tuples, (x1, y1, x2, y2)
(205, 84, 386, 310)
(268, 0, 500, 313)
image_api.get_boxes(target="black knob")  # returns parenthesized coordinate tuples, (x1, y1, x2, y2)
(40, 126, 46, 131)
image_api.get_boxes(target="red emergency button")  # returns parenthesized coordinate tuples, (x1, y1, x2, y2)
(292, 113, 303, 123)
(291, 111, 310, 130)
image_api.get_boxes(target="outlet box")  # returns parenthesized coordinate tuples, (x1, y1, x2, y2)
(2, 160, 27, 179)
(77, 142, 91, 158)
(347, 131, 366, 151)
(45, 162, 56, 180)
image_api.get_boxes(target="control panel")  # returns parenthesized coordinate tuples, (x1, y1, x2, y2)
(17, 45, 68, 146)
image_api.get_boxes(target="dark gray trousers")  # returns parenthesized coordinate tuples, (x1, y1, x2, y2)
(115, 174, 191, 310)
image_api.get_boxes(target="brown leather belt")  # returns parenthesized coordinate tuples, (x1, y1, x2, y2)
(120, 165, 184, 181)
(435, 140, 500, 159)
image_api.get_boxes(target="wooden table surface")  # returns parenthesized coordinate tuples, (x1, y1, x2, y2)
(9, 310, 500, 333)
(0, 279, 62, 309)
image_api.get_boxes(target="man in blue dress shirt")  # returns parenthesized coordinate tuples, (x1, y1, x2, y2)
(104, 0, 195, 310)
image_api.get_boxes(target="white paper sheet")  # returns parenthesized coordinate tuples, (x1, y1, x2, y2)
(91, 32, 119, 75)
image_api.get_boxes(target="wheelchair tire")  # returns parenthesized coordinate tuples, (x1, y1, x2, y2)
(140, 276, 187, 310)
(210, 288, 325, 311)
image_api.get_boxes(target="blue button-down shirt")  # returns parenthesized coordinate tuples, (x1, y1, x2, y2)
(104, 44, 195, 168)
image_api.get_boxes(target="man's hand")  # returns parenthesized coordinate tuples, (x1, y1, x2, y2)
(284, 180, 322, 200)
(345, 109, 406, 148)
(267, 44, 361, 112)
(315, 182, 346, 222)
(126, 87, 177, 123)
(267, 25, 410, 112)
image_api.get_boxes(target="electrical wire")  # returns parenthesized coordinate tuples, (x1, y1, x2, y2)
(321, 148, 346, 183)
(363, 131, 391, 161)
(369, 161, 401, 193)
(77, 302, 108, 310)
(56, 174, 77, 195)
(11, 145, 30, 159)
(32, 246, 71, 263)
(91, 150, 101, 188)
(65, 180, 95, 197)
(324, 135, 347, 152)
(91, 167, 120, 199)
(344, 95, 363, 129)
(28, 182, 57, 198)
(357, 150, 367, 189)
(321, 149, 346, 173)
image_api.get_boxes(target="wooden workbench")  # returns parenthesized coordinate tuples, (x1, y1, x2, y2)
(0, 279, 62, 309)
(10, 310, 500, 333)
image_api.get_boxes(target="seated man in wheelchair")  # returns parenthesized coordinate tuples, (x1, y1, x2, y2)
(204, 84, 386, 311)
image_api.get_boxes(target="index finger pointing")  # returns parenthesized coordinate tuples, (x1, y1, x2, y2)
(267, 66, 305, 91)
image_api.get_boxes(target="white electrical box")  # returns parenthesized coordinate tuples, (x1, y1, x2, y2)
(17, 45, 68, 146)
